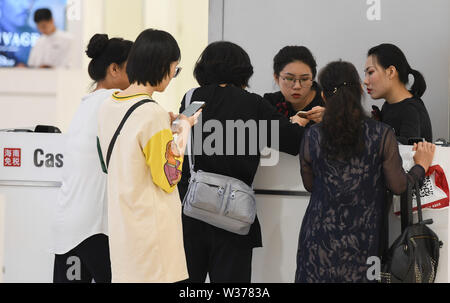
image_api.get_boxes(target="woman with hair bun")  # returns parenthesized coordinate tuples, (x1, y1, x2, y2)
(364, 43, 432, 144)
(295, 60, 435, 283)
(52, 33, 132, 283)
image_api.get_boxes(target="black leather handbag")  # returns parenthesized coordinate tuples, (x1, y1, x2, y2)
(380, 180, 443, 283)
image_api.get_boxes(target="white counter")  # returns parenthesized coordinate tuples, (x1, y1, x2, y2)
(0, 133, 65, 282)
(251, 146, 450, 283)
(0, 132, 449, 283)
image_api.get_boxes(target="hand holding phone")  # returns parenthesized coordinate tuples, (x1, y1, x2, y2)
(173, 101, 205, 125)
(296, 111, 309, 119)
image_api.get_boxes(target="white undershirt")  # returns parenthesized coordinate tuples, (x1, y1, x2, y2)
(28, 29, 74, 68)
(52, 89, 117, 254)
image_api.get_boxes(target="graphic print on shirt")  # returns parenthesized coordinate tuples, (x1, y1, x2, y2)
(164, 140, 182, 186)
(143, 128, 183, 193)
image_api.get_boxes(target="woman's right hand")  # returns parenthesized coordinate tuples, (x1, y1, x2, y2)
(290, 115, 309, 127)
(169, 110, 202, 134)
(305, 106, 325, 123)
(169, 110, 203, 158)
(413, 141, 436, 172)
(182, 109, 202, 127)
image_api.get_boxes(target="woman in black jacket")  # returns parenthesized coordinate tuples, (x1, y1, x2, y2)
(178, 41, 304, 282)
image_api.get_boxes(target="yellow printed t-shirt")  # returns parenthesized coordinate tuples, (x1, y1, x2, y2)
(97, 92, 187, 282)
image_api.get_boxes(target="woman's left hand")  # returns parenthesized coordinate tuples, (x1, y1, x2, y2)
(306, 106, 325, 123)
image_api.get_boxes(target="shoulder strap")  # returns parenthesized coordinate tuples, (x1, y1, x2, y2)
(184, 88, 196, 173)
(400, 180, 414, 232)
(98, 99, 154, 173)
(400, 177, 432, 231)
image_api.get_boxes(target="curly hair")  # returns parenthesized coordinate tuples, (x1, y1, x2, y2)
(319, 60, 367, 161)
(194, 41, 253, 87)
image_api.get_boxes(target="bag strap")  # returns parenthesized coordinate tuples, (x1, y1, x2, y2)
(98, 99, 154, 173)
(379, 190, 393, 260)
(184, 88, 197, 174)
(400, 178, 433, 231)
(400, 181, 414, 232)
(415, 181, 424, 223)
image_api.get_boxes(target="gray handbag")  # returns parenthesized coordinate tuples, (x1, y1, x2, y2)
(182, 88, 257, 235)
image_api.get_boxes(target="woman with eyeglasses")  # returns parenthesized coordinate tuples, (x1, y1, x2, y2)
(364, 43, 432, 145)
(97, 29, 199, 282)
(264, 46, 325, 127)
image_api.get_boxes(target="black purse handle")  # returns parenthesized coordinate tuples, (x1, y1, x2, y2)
(400, 178, 433, 232)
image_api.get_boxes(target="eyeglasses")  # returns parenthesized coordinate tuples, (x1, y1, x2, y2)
(280, 75, 313, 88)
(174, 66, 182, 78)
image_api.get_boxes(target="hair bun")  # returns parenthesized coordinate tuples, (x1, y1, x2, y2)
(86, 34, 109, 59)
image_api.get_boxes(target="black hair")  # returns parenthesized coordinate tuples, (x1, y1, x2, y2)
(319, 60, 367, 161)
(126, 28, 180, 87)
(273, 46, 317, 79)
(368, 43, 426, 97)
(193, 41, 253, 87)
(86, 34, 133, 82)
(34, 8, 52, 23)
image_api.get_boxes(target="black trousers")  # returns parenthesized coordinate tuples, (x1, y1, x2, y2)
(183, 216, 253, 283)
(53, 233, 111, 283)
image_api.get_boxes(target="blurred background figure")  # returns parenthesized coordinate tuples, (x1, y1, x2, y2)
(28, 7, 73, 68)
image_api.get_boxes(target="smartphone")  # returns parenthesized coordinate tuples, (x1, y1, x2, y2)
(296, 111, 309, 118)
(173, 101, 205, 124)
(408, 137, 425, 145)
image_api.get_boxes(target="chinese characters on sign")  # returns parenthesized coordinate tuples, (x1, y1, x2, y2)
(4, 148, 21, 167)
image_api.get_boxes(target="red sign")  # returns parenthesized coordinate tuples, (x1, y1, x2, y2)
(4, 148, 21, 167)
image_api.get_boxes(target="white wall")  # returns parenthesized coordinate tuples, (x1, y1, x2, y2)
(210, 0, 450, 282)
(143, 0, 209, 113)
(210, 0, 450, 141)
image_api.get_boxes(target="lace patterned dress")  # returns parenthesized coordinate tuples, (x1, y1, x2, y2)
(295, 119, 425, 282)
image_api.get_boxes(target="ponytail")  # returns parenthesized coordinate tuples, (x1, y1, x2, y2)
(319, 60, 367, 161)
(409, 68, 427, 97)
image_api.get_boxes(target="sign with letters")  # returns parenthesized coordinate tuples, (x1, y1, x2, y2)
(0, 132, 65, 182)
